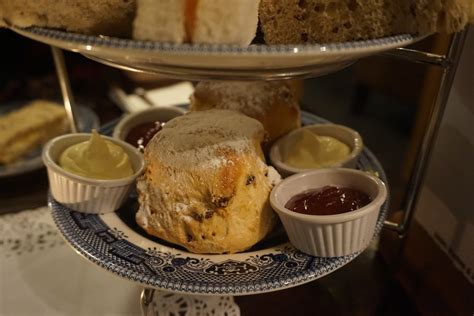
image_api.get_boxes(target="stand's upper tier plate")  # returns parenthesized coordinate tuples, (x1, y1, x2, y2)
(11, 26, 424, 80)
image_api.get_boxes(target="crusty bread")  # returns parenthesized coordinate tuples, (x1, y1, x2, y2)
(133, 0, 260, 45)
(190, 81, 301, 144)
(136, 110, 280, 254)
(259, 0, 470, 44)
(1, 0, 135, 37)
(0, 100, 68, 164)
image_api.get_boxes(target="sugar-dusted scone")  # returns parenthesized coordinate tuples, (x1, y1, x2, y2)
(133, 0, 260, 45)
(1, 0, 135, 37)
(136, 110, 281, 254)
(0, 100, 69, 164)
(190, 81, 301, 144)
(259, 0, 470, 44)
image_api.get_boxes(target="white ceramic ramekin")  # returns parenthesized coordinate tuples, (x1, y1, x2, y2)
(112, 106, 186, 141)
(42, 133, 145, 214)
(270, 124, 363, 177)
(270, 168, 387, 257)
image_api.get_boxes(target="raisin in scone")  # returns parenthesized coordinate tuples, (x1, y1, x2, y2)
(136, 110, 280, 254)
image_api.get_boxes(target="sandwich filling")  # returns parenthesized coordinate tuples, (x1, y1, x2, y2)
(184, 0, 199, 42)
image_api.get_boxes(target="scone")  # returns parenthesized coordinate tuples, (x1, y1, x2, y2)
(190, 81, 301, 144)
(136, 110, 280, 254)
(1, 0, 135, 37)
(133, 0, 260, 45)
(259, 0, 470, 44)
(0, 100, 69, 164)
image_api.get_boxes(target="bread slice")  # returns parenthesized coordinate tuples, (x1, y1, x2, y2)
(133, 0, 260, 45)
(0, 100, 69, 164)
(410, 0, 470, 34)
(259, 0, 470, 44)
(1, 0, 135, 37)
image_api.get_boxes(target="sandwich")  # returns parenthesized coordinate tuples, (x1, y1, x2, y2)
(259, 0, 471, 44)
(133, 0, 261, 45)
(0, 0, 135, 37)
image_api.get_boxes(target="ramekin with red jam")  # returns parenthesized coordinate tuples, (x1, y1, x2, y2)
(270, 168, 387, 257)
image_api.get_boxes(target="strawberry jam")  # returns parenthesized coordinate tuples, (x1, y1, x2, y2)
(285, 186, 371, 216)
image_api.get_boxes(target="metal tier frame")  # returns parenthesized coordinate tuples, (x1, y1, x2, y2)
(51, 29, 468, 239)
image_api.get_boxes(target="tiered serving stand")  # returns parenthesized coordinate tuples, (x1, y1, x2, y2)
(9, 24, 468, 315)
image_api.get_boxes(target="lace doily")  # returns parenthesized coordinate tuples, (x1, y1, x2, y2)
(143, 290, 240, 316)
(0, 206, 64, 258)
(1, 206, 241, 315)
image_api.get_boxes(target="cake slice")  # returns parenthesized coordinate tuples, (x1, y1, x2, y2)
(0, 100, 69, 164)
(259, 0, 470, 44)
(133, 0, 261, 45)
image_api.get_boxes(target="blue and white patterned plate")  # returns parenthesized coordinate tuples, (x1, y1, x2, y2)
(10, 26, 425, 80)
(50, 111, 389, 296)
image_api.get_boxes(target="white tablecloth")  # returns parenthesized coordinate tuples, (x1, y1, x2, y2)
(0, 207, 143, 316)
